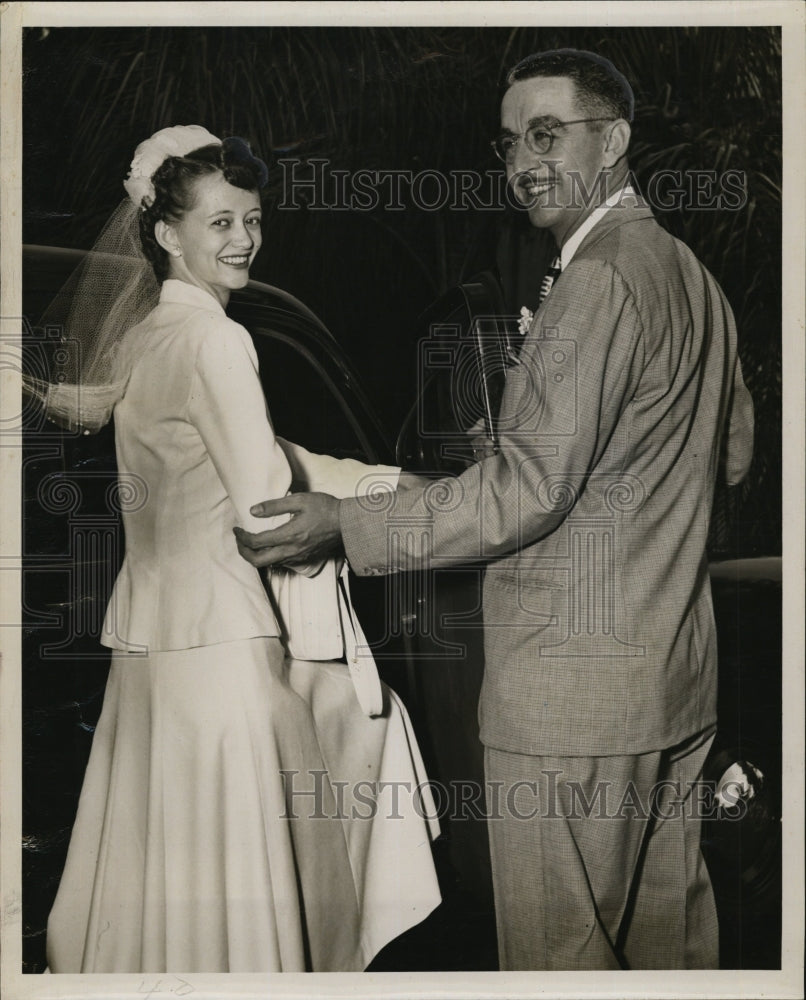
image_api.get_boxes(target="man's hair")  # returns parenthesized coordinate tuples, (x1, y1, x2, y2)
(507, 49, 634, 124)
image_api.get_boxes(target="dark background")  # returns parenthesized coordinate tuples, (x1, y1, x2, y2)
(21, 24, 783, 974)
(23, 24, 781, 557)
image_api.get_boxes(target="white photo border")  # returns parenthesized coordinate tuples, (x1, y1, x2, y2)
(2, 3, 803, 998)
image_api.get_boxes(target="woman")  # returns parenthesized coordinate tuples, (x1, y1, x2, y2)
(34, 126, 440, 973)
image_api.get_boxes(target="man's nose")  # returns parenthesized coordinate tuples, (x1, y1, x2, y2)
(510, 135, 541, 174)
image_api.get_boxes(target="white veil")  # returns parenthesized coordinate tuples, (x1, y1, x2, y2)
(23, 125, 221, 433)
(24, 201, 159, 433)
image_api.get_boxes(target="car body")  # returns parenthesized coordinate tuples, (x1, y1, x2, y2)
(20, 246, 781, 971)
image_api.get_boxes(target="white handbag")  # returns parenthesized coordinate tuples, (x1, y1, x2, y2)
(267, 560, 384, 717)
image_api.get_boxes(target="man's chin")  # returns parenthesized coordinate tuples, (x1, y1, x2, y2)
(526, 204, 558, 230)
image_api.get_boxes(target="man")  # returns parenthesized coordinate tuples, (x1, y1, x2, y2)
(236, 50, 754, 970)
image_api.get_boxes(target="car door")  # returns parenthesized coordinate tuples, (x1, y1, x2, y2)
(393, 272, 518, 908)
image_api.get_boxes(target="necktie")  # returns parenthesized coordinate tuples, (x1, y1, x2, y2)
(538, 255, 562, 305)
(510, 252, 562, 364)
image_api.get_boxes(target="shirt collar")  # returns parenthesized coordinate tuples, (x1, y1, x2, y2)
(160, 278, 226, 315)
(560, 185, 638, 271)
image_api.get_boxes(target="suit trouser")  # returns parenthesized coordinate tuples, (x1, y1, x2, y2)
(484, 728, 719, 970)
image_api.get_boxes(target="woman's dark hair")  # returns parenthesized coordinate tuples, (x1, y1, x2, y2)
(139, 138, 269, 282)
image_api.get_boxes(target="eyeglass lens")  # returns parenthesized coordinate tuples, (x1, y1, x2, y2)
(494, 124, 554, 161)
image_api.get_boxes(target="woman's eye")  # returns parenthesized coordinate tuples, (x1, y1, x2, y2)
(212, 219, 230, 228)
(246, 217, 262, 227)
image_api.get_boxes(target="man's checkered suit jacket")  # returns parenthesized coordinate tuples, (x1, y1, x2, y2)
(341, 201, 754, 757)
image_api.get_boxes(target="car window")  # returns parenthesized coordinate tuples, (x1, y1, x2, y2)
(396, 299, 518, 476)
(250, 327, 380, 463)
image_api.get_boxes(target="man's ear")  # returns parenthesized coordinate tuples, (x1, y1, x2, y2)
(603, 119, 631, 168)
(154, 219, 181, 257)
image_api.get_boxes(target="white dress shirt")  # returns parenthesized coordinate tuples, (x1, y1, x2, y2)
(560, 185, 639, 270)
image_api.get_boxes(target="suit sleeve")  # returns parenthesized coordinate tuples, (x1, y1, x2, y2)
(188, 319, 293, 534)
(723, 354, 754, 486)
(340, 260, 644, 574)
(275, 436, 400, 498)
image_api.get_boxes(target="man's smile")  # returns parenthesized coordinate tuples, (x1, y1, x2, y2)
(513, 172, 557, 203)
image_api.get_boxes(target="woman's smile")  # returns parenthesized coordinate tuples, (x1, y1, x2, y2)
(166, 171, 262, 306)
(218, 253, 251, 268)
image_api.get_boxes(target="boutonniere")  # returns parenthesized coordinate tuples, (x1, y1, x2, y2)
(518, 306, 534, 336)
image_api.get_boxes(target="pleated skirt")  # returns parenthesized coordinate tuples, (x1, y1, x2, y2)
(46, 637, 441, 973)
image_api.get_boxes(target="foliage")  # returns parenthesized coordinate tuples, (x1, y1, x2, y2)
(23, 25, 781, 555)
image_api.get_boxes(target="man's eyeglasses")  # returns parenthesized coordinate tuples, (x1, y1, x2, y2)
(491, 118, 615, 163)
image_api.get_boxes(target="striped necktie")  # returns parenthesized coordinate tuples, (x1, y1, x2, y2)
(538, 255, 562, 305)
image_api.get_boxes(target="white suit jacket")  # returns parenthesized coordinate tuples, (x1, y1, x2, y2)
(102, 279, 398, 654)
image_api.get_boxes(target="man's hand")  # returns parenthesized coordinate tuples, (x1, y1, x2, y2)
(234, 492, 343, 568)
(466, 417, 496, 464)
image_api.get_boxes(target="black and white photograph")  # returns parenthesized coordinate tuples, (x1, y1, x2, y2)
(1, 2, 803, 998)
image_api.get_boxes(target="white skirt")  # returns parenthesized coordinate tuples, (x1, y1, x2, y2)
(46, 637, 441, 973)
